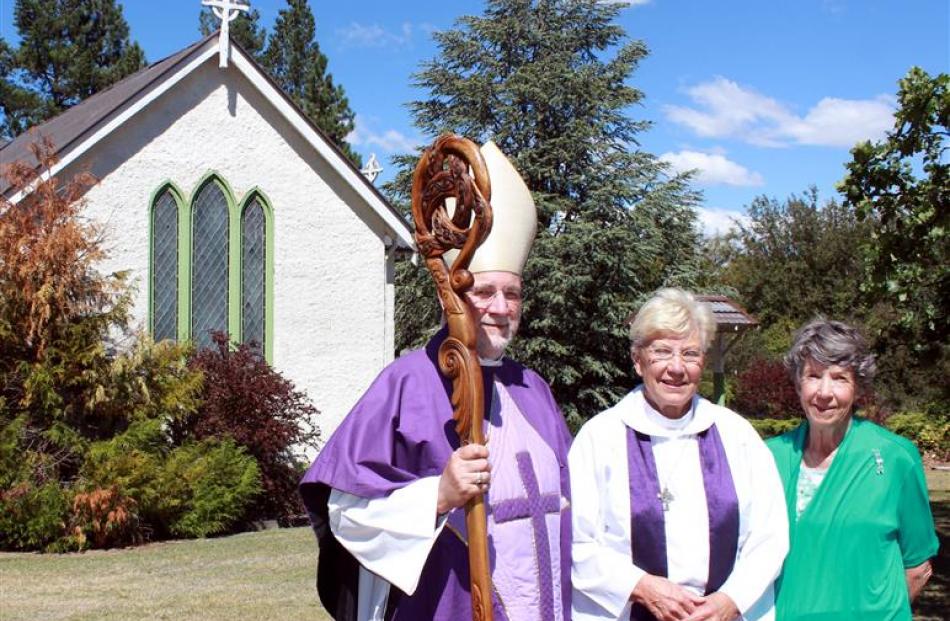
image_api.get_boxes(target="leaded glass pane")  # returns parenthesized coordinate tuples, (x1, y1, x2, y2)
(242, 199, 266, 352)
(191, 182, 229, 349)
(152, 191, 178, 342)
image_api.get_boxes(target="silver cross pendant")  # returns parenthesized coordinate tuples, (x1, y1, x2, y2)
(658, 487, 674, 512)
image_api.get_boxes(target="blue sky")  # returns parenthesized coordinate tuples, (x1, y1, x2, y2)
(2, 1, 947, 234)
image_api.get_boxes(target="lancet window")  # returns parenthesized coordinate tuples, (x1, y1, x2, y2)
(148, 175, 273, 360)
(150, 188, 180, 342)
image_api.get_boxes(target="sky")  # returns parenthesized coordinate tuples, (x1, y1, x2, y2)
(1, 0, 947, 235)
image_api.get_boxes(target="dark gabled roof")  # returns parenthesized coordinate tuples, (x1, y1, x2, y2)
(696, 295, 759, 330)
(0, 33, 216, 193)
(0, 32, 413, 247)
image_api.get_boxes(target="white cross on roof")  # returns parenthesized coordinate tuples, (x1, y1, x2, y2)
(361, 153, 383, 183)
(202, 0, 251, 68)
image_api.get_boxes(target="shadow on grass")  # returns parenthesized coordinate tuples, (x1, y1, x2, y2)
(914, 498, 948, 621)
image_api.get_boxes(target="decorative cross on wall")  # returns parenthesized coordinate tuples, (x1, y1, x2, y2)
(202, 0, 251, 68)
(491, 451, 560, 620)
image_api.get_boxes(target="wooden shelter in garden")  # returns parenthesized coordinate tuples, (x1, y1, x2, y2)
(696, 295, 759, 404)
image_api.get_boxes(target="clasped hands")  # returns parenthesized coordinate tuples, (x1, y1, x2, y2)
(436, 444, 491, 515)
(632, 574, 739, 621)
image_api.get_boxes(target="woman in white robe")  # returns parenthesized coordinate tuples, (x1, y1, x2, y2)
(569, 288, 789, 621)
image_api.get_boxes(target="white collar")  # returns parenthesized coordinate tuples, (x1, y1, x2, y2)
(618, 386, 715, 437)
(479, 356, 504, 367)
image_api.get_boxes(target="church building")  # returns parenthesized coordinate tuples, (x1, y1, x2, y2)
(0, 27, 414, 439)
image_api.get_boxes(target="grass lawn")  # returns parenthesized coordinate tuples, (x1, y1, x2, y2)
(0, 527, 330, 621)
(915, 467, 949, 621)
(2, 470, 948, 620)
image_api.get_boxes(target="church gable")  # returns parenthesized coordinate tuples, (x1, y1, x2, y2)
(2, 31, 412, 435)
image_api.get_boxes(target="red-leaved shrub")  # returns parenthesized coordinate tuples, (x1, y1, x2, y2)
(731, 358, 800, 420)
(177, 333, 319, 520)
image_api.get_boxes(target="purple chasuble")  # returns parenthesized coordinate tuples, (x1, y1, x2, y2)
(298, 328, 573, 621)
(626, 424, 739, 621)
(478, 381, 564, 620)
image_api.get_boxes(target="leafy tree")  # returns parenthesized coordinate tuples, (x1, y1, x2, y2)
(261, 0, 360, 165)
(713, 189, 872, 327)
(0, 141, 129, 466)
(838, 67, 949, 412)
(199, 5, 267, 59)
(839, 67, 948, 344)
(0, 0, 146, 139)
(394, 0, 704, 427)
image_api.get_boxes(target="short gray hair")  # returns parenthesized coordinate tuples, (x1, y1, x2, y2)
(628, 288, 716, 350)
(785, 319, 877, 389)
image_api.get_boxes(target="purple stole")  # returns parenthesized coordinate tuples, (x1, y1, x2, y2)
(626, 423, 739, 621)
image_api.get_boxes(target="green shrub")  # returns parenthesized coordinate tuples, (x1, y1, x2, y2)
(78, 419, 167, 534)
(0, 415, 28, 489)
(80, 424, 262, 541)
(885, 411, 950, 460)
(0, 479, 71, 551)
(749, 417, 802, 439)
(160, 439, 261, 538)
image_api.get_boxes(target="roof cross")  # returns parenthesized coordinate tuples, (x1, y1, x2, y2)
(360, 153, 383, 183)
(202, 0, 251, 68)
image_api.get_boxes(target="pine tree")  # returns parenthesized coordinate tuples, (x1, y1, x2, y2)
(260, 0, 359, 165)
(199, 5, 267, 59)
(394, 0, 704, 427)
(0, 0, 146, 139)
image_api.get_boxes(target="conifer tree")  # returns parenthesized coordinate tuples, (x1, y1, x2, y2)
(260, 0, 360, 165)
(199, 5, 267, 59)
(393, 0, 704, 427)
(0, 0, 146, 139)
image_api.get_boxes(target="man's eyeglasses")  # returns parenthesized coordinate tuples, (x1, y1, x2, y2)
(645, 346, 704, 365)
(467, 287, 523, 309)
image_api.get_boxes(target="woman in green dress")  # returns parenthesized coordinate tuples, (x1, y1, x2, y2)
(767, 319, 938, 621)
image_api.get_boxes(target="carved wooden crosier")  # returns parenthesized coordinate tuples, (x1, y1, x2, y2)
(411, 134, 494, 621)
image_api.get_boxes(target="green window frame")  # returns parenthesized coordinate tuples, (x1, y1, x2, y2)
(147, 173, 274, 362)
(148, 182, 186, 342)
(238, 189, 275, 361)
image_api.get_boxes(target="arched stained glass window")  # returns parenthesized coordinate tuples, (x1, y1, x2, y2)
(241, 198, 266, 351)
(191, 181, 229, 349)
(151, 190, 179, 342)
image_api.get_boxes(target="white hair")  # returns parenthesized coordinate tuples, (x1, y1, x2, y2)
(628, 288, 716, 350)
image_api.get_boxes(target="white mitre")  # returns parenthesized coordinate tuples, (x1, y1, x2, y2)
(444, 141, 538, 275)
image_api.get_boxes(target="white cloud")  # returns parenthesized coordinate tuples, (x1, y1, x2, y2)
(696, 207, 749, 237)
(664, 77, 895, 148)
(782, 96, 895, 147)
(660, 150, 764, 187)
(336, 22, 414, 49)
(347, 115, 421, 154)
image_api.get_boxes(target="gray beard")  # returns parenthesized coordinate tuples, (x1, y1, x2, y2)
(476, 332, 512, 361)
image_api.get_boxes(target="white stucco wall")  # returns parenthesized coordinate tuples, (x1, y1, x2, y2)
(61, 60, 398, 444)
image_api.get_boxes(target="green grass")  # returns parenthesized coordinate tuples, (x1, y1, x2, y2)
(915, 468, 950, 621)
(0, 527, 330, 621)
(2, 472, 948, 620)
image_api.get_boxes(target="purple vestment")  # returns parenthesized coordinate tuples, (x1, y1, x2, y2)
(626, 424, 740, 621)
(299, 328, 573, 621)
